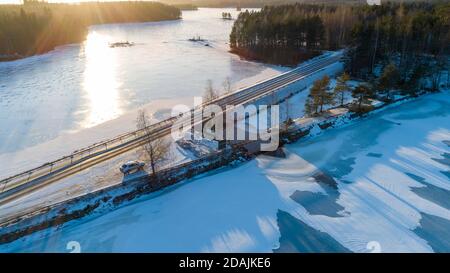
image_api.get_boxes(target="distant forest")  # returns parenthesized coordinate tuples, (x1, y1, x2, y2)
(162, 0, 448, 8)
(229, 1, 449, 76)
(0, 1, 181, 60)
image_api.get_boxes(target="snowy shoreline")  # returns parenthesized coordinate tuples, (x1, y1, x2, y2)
(2, 87, 446, 246)
(0, 66, 284, 180)
(0, 7, 272, 169)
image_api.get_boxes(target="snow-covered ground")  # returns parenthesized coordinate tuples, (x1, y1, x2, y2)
(0, 8, 285, 178)
(278, 77, 359, 122)
(0, 63, 289, 222)
(0, 65, 283, 179)
(1, 89, 449, 253)
(0, 54, 341, 222)
(0, 133, 197, 222)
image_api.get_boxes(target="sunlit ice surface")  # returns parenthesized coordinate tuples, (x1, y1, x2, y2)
(0, 8, 271, 155)
(82, 32, 122, 128)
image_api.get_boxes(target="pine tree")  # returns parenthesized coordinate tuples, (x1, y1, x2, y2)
(352, 83, 373, 111)
(334, 72, 351, 106)
(304, 95, 318, 117)
(313, 76, 334, 112)
(305, 75, 334, 116)
(405, 64, 426, 96)
(378, 63, 400, 99)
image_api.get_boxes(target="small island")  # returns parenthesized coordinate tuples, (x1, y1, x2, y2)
(188, 36, 210, 47)
(221, 12, 233, 20)
(188, 36, 206, 42)
(109, 41, 135, 48)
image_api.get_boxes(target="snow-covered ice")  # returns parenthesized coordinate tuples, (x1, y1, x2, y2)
(0, 8, 284, 178)
(0, 51, 341, 220)
(1, 90, 449, 253)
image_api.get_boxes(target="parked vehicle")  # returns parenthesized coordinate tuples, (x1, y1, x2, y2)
(120, 161, 145, 175)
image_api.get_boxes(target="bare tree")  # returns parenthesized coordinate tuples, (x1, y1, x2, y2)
(136, 109, 170, 175)
(222, 77, 233, 94)
(203, 79, 219, 103)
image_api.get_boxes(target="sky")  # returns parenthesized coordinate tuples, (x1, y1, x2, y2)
(0, 0, 72, 3)
(0, 0, 137, 4)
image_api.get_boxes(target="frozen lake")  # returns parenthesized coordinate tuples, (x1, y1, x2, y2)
(2, 91, 449, 253)
(0, 8, 280, 155)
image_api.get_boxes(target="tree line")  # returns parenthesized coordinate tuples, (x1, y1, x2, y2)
(0, 1, 181, 59)
(346, 2, 449, 82)
(180, 0, 430, 9)
(229, 4, 329, 64)
(229, 2, 449, 70)
(305, 57, 448, 118)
